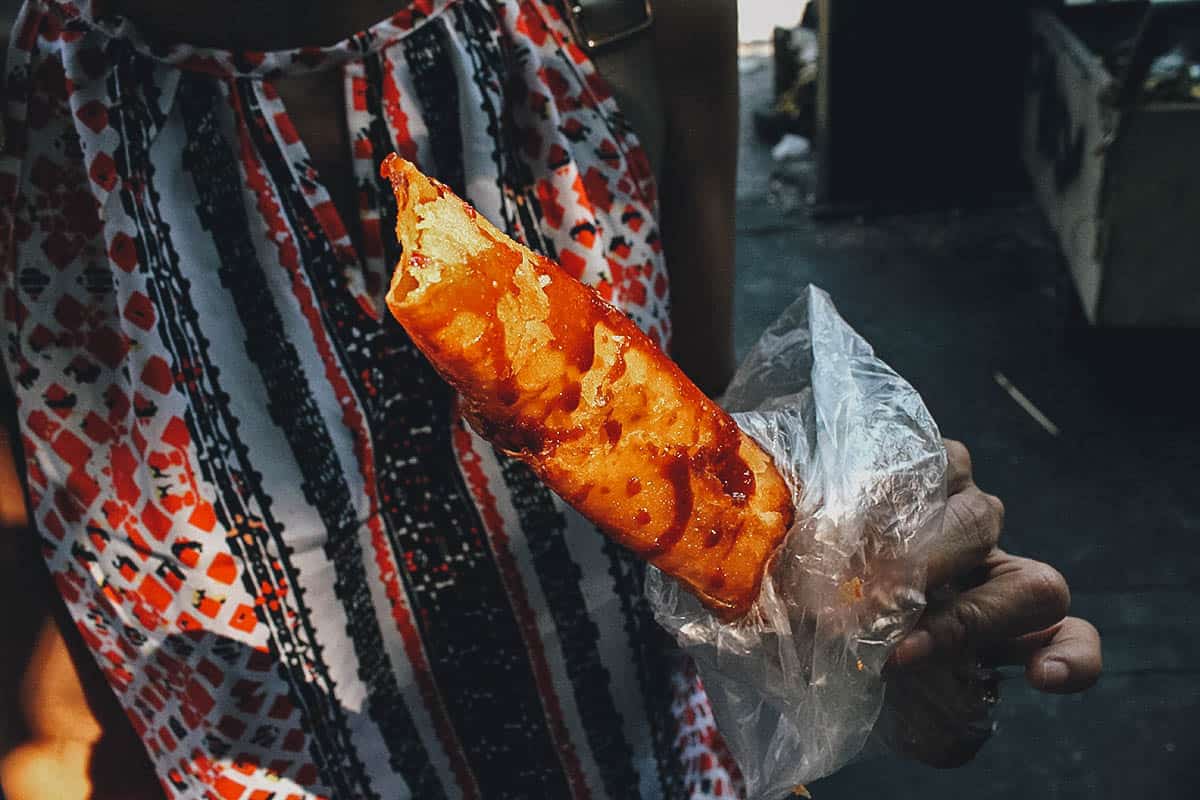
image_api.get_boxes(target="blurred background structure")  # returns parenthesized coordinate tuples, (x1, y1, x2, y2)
(1, 0, 1197, 798)
(736, 1, 1200, 798)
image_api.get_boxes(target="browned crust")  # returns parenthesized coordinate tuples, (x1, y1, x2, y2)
(382, 154, 794, 619)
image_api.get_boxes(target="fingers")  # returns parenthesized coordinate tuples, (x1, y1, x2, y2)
(894, 440, 1102, 698)
(923, 486, 1005, 589)
(894, 553, 1070, 668)
(925, 440, 1004, 590)
(1020, 617, 1103, 694)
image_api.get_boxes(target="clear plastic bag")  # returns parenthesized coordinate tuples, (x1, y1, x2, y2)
(647, 287, 950, 798)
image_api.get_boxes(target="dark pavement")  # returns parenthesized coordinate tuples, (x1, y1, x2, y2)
(734, 56, 1200, 800)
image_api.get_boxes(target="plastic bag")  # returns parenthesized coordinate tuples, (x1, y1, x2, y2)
(647, 287, 950, 798)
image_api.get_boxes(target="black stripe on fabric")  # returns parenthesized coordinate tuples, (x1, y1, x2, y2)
(402, 16, 467, 196)
(361, 53, 404, 270)
(602, 540, 684, 800)
(459, 9, 683, 789)
(179, 74, 448, 800)
(450, 7, 651, 795)
(451, 1, 557, 259)
(495, 458, 645, 800)
(243, 76, 576, 799)
(104, 50, 371, 798)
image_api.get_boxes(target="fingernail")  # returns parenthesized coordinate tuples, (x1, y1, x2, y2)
(895, 630, 934, 666)
(1040, 658, 1069, 686)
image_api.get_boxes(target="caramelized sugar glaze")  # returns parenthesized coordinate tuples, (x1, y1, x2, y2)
(382, 155, 793, 619)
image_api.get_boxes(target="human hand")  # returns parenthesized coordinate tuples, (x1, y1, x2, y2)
(882, 439, 1102, 766)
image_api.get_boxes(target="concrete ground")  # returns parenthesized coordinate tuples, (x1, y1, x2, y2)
(734, 57, 1200, 799)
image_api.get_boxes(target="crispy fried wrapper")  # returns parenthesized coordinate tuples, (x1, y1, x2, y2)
(381, 155, 793, 620)
(380, 154, 973, 794)
(646, 288, 952, 797)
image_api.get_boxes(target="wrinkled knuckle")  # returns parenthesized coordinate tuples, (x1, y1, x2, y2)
(1027, 562, 1070, 618)
(951, 493, 998, 558)
(982, 492, 1005, 536)
(944, 439, 971, 476)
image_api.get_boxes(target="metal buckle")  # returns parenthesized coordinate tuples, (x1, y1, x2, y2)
(565, 0, 654, 54)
